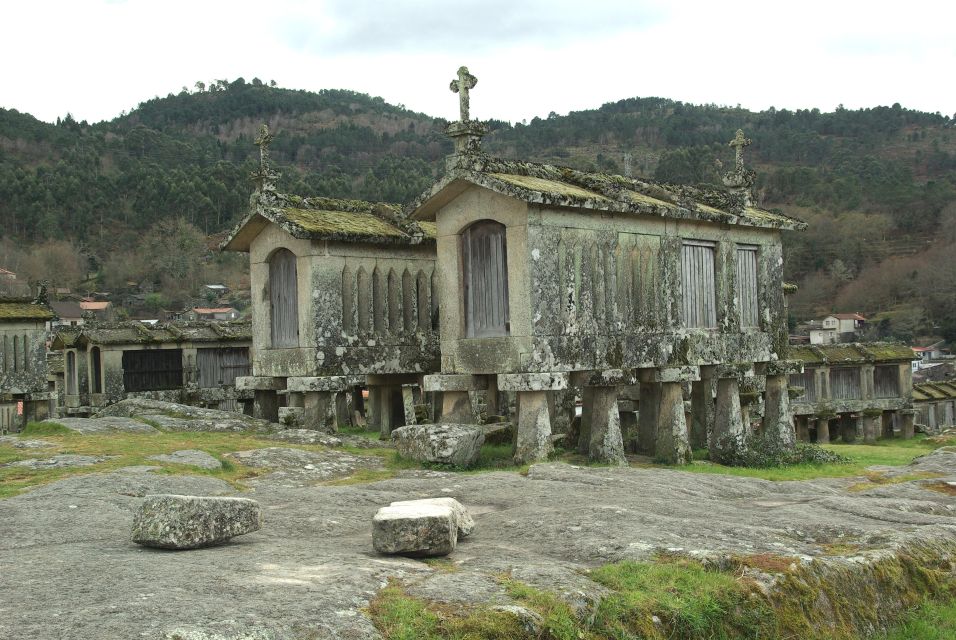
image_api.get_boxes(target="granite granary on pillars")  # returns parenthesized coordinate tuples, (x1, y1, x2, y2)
(409, 67, 807, 465)
(0, 291, 55, 432)
(788, 343, 916, 442)
(50, 321, 253, 416)
(222, 126, 440, 433)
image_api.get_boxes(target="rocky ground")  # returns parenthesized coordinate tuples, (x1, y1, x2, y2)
(1, 412, 956, 639)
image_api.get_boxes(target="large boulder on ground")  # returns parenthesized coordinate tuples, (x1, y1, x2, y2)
(372, 502, 457, 557)
(131, 495, 262, 550)
(391, 424, 485, 467)
(390, 497, 474, 537)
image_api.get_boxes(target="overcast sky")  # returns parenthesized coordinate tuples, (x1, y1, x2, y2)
(2, 0, 954, 125)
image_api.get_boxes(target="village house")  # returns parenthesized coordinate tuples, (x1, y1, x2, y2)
(221, 126, 439, 432)
(79, 299, 114, 322)
(51, 321, 253, 416)
(405, 67, 807, 465)
(788, 343, 917, 442)
(810, 313, 866, 344)
(0, 292, 55, 432)
(49, 301, 85, 328)
(186, 306, 241, 322)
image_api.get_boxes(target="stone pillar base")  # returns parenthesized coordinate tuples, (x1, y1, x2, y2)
(587, 386, 626, 465)
(514, 390, 553, 464)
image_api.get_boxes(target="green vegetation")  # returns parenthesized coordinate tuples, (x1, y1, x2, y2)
(884, 598, 956, 639)
(22, 421, 70, 435)
(370, 550, 956, 640)
(587, 559, 775, 639)
(659, 435, 944, 482)
(0, 430, 292, 498)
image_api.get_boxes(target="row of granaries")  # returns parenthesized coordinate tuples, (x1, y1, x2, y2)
(2, 143, 952, 462)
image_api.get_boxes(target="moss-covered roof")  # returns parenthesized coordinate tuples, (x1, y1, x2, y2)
(223, 193, 435, 252)
(789, 342, 917, 365)
(410, 155, 807, 231)
(54, 321, 252, 348)
(914, 382, 956, 402)
(0, 298, 55, 321)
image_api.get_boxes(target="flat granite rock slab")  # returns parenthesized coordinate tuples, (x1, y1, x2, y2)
(223, 447, 386, 485)
(131, 494, 262, 550)
(0, 435, 57, 449)
(96, 398, 276, 433)
(1, 454, 115, 469)
(148, 450, 222, 470)
(46, 417, 158, 434)
(4, 450, 956, 638)
(265, 429, 393, 449)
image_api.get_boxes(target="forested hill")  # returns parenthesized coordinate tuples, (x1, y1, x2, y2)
(0, 78, 954, 338)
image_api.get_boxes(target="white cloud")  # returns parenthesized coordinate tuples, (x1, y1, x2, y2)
(1, 0, 953, 125)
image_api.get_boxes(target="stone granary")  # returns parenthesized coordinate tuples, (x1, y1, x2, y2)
(913, 380, 956, 433)
(221, 126, 439, 432)
(0, 293, 55, 432)
(788, 343, 916, 443)
(409, 67, 807, 465)
(50, 321, 253, 416)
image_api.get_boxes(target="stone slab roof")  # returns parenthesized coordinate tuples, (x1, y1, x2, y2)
(913, 381, 956, 402)
(789, 343, 916, 365)
(0, 297, 55, 321)
(222, 193, 437, 252)
(52, 321, 251, 348)
(409, 155, 807, 231)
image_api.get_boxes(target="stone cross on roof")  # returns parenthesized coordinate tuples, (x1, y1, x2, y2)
(251, 123, 280, 198)
(254, 124, 274, 167)
(729, 129, 752, 171)
(449, 66, 477, 122)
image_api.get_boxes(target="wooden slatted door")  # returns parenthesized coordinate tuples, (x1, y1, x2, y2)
(830, 368, 862, 400)
(680, 241, 717, 328)
(122, 349, 183, 392)
(462, 220, 510, 338)
(735, 245, 759, 327)
(269, 249, 299, 348)
(874, 365, 900, 398)
(197, 348, 251, 387)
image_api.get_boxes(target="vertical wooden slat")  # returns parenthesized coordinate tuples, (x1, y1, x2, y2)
(269, 249, 299, 348)
(681, 242, 717, 328)
(462, 221, 510, 338)
(736, 246, 759, 327)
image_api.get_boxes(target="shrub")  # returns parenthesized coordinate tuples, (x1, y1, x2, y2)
(711, 431, 849, 468)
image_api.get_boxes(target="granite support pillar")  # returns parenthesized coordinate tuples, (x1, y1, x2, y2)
(499, 373, 569, 465)
(690, 366, 716, 450)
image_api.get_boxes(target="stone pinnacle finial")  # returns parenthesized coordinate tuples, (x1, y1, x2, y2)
(444, 66, 486, 163)
(728, 129, 752, 172)
(251, 123, 280, 200)
(721, 129, 756, 209)
(449, 66, 477, 122)
(254, 124, 274, 168)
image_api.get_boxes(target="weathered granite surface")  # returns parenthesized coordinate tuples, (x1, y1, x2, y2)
(223, 447, 385, 486)
(131, 494, 261, 549)
(148, 450, 222, 471)
(96, 399, 277, 433)
(0, 435, 56, 449)
(266, 428, 392, 449)
(2, 450, 956, 638)
(46, 416, 159, 434)
(1, 454, 114, 469)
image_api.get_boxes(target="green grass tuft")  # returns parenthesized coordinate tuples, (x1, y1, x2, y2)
(21, 421, 70, 436)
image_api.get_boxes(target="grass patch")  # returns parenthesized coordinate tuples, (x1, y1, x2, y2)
(847, 471, 944, 492)
(503, 577, 580, 639)
(367, 579, 527, 640)
(883, 598, 956, 639)
(0, 430, 331, 499)
(652, 436, 941, 481)
(21, 421, 70, 436)
(588, 559, 775, 639)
